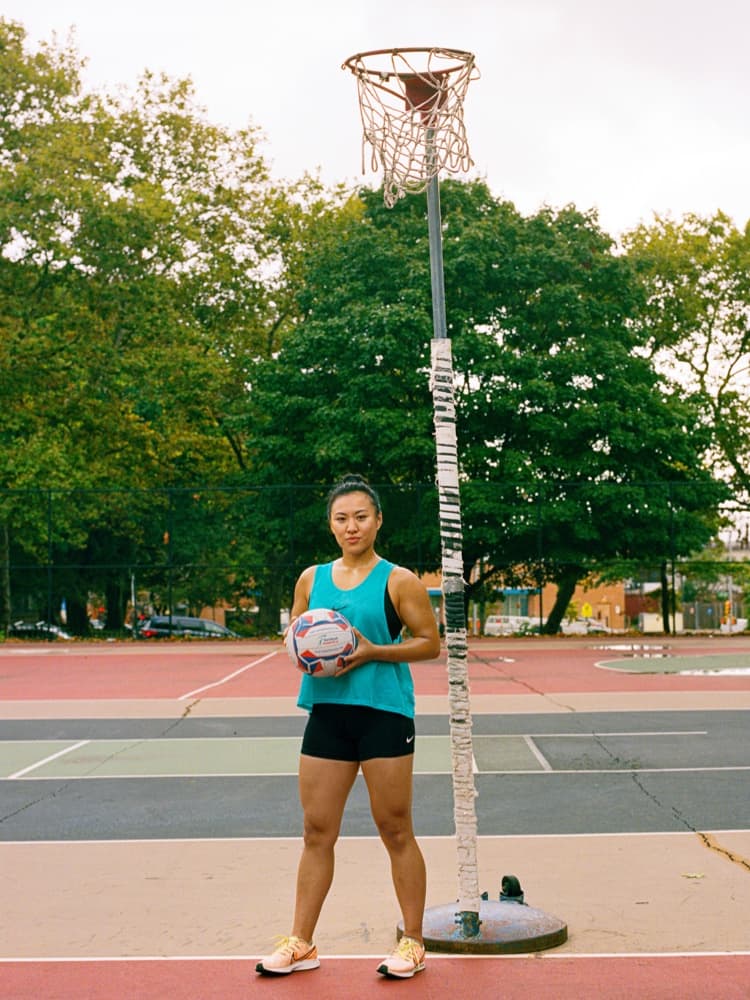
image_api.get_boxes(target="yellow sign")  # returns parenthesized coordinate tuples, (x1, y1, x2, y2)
(581, 602, 593, 618)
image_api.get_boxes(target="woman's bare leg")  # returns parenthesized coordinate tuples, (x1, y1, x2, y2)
(291, 755, 359, 943)
(361, 754, 425, 942)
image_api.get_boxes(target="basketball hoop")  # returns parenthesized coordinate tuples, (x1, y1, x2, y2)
(341, 44, 568, 956)
(342, 47, 479, 207)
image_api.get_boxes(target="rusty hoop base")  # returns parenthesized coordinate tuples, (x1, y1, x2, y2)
(398, 900, 568, 955)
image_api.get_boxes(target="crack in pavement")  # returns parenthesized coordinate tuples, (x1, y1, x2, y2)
(463, 660, 750, 874)
(699, 832, 750, 875)
(471, 649, 578, 713)
(588, 736, 750, 878)
(0, 698, 202, 827)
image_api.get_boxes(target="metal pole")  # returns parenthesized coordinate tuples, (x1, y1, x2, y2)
(427, 174, 448, 341)
(727, 532, 734, 632)
(669, 484, 676, 635)
(47, 489, 53, 633)
(537, 489, 544, 632)
(425, 167, 481, 937)
(422, 167, 565, 953)
(167, 490, 174, 635)
(130, 570, 137, 640)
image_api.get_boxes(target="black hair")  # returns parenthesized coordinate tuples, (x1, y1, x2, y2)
(326, 475, 382, 519)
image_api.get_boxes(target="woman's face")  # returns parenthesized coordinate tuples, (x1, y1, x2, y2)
(329, 491, 382, 557)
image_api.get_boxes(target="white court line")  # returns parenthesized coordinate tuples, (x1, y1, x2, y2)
(474, 731, 707, 739)
(178, 650, 278, 700)
(476, 766, 750, 776)
(16, 765, 750, 781)
(524, 735, 553, 771)
(2, 828, 748, 845)
(8, 740, 89, 779)
(0, 648, 69, 656)
(0, 736, 301, 744)
(1, 950, 749, 962)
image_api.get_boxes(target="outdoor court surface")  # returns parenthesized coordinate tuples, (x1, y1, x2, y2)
(1, 634, 750, 999)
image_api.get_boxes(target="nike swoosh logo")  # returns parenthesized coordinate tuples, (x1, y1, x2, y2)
(406, 735, 415, 743)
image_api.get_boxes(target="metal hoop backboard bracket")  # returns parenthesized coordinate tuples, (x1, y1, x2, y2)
(342, 47, 479, 207)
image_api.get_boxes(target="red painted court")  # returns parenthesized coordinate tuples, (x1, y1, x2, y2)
(3, 954, 750, 1000)
(1, 634, 749, 999)
(2, 637, 750, 702)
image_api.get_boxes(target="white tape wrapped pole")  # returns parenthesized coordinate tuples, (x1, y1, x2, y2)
(341, 47, 483, 939)
(430, 335, 481, 932)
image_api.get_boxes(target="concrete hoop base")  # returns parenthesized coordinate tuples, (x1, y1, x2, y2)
(400, 900, 568, 955)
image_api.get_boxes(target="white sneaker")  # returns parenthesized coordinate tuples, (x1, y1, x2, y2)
(255, 935, 320, 975)
(377, 936, 426, 978)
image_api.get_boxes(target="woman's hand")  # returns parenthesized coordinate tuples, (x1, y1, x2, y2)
(334, 627, 375, 676)
(281, 617, 295, 643)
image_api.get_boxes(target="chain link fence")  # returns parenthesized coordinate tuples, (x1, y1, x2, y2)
(1, 483, 747, 637)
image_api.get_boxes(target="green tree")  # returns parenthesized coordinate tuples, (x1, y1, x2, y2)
(624, 212, 750, 510)
(0, 19, 320, 631)
(242, 182, 725, 631)
(454, 201, 725, 631)
(239, 188, 441, 629)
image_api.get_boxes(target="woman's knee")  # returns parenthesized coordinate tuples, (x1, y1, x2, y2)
(374, 812, 413, 850)
(302, 813, 340, 850)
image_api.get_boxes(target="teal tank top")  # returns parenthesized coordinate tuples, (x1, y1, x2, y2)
(296, 558, 415, 719)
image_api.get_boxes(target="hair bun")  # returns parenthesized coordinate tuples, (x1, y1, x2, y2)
(326, 474, 382, 516)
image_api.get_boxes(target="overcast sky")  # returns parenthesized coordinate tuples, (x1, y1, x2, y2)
(6, 0, 749, 238)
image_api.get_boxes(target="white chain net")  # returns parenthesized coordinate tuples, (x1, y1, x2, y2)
(344, 48, 478, 207)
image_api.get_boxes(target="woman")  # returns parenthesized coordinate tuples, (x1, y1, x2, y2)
(256, 475, 441, 979)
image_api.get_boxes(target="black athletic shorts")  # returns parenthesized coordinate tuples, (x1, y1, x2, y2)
(301, 703, 415, 762)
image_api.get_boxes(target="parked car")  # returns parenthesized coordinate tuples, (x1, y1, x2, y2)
(137, 615, 239, 639)
(484, 614, 534, 636)
(8, 620, 73, 640)
(720, 617, 748, 634)
(560, 617, 611, 635)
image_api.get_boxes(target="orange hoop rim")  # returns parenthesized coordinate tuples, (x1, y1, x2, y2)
(343, 47, 476, 113)
(342, 46, 475, 80)
(342, 46, 478, 204)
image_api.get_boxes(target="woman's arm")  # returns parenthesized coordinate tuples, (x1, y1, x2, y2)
(340, 566, 440, 671)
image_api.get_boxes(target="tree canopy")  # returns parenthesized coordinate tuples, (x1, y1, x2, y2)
(244, 183, 726, 631)
(0, 19, 737, 635)
(0, 19, 328, 630)
(625, 212, 750, 512)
